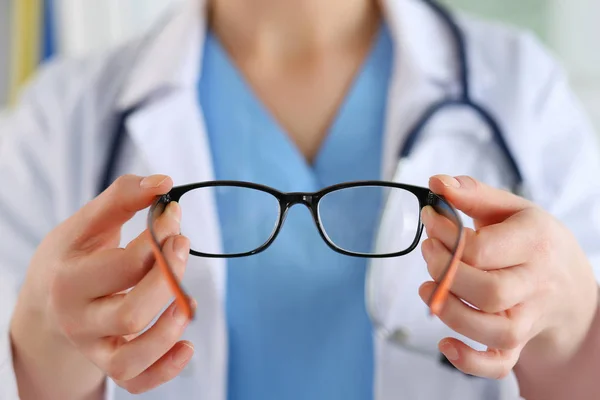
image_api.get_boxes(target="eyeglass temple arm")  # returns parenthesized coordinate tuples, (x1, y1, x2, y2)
(147, 196, 195, 320)
(428, 233, 465, 316)
(425, 195, 466, 317)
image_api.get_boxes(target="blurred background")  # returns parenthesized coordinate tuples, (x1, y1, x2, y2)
(0, 0, 599, 133)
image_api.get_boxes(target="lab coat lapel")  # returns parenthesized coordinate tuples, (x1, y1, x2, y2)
(371, 0, 462, 351)
(372, 1, 521, 398)
(378, 0, 497, 182)
(379, 0, 459, 181)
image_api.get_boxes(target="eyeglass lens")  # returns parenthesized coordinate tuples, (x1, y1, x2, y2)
(317, 185, 420, 255)
(179, 185, 281, 255)
(148, 182, 464, 318)
(176, 184, 460, 257)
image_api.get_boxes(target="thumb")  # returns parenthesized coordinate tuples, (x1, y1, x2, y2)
(428, 175, 532, 226)
(65, 174, 173, 246)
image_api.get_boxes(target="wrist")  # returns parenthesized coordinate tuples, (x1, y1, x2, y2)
(522, 285, 598, 370)
(515, 292, 600, 400)
(10, 297, 105, 400)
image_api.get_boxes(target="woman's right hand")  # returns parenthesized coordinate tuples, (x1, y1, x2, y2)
(9, 174, 195, 399)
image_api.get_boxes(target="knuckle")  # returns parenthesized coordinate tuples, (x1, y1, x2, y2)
(158, 364, 178, 385)
(469, 236, 490, 267)
(496, 365, 512, 380)
(108, 175, 138, 211)
(499, 330, 521, 350)
(526, 208, 556, 254)
(157, 319, 183, 344)
(123, 384, 145, 395)
(106, 356, 129, 382)
(55, 313, 81, 341)
(112, 174, 137, 192)
(426, 219, 445, 243)
(458, 175, 478, 190)
(533, 234, 553, 259)
(481, 276, 508, 313)
(500, 321, 526, 350)
(154, 216, 182, 245)
(162, 216, 180, 235)
(117, 305, 148, 334)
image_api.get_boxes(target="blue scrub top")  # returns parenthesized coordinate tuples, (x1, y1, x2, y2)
(199, 23, 394, 400)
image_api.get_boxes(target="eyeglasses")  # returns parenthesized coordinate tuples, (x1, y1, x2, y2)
(147, 180, 465, 320)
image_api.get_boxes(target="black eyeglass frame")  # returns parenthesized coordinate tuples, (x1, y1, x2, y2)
(149, 180, 460, 258)
(147, 180, 465, 320)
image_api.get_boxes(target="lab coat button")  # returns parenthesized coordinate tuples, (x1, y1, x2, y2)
(389, 328, 410, 344)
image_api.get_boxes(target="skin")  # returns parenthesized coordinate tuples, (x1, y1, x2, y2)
(10, 175, 194, 398)
(208, 0, 381, 162)
(8, 0, 600, 399)
(421, 175, 600, 399)
(11, 0, 381, 396)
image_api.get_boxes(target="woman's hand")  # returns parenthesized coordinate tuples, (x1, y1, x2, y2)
(10, 174, 194, 399)
(420, 174, 599, 380)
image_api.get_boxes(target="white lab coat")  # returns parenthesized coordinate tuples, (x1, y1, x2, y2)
(1, 0, 600, 399)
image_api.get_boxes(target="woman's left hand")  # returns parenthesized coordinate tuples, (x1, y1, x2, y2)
(420, 174, 599, 379)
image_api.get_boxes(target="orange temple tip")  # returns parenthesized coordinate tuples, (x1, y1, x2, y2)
(429, 303, 442, 317)
(428, 291, 446, 317)
(176, 296, 196, 321)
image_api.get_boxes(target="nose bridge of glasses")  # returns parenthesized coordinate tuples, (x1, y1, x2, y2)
(283, 192, 317, 209)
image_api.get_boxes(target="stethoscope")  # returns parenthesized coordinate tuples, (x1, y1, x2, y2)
(98, 0, 526, 373)
(98, 0, 525, 196)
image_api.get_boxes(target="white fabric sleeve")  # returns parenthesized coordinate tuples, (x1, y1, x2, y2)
(0, 58, 113, 399)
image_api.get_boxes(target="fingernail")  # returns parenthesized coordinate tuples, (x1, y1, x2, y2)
(440, 341, 459, 361)
(173, 235, 189, 261)
(172, 342, 194, 368)
(172, 303, 190, 326)
(421, 206, 435, 224)
(438, 175, 461, 188)
(140, 175, 168, 189)
(165, 201, 181, 224)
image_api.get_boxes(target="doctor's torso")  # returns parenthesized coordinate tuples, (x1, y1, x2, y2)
(3, 1, 596, 399)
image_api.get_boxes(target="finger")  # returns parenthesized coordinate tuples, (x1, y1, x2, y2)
(422, 206, 534, 268)
(66, 174, 173, 248)
(419, 281, 532, 351)
(422, 238, 534, 313)
(84, 234, 190, 337)
(116, 341, 194, 394)
(98, 299, 194, 382)
(438, 337, 520, 379)
(68, 201, 182, 299)
(428, 175, 532, 227)
(422, 205, 475, 253)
